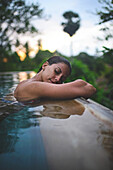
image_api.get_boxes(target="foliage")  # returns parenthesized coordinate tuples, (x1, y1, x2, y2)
(95, 0, 113, 109)
(67, 57, 96, 84)
(0, 50, 53, 72)
(76, 52, 105, 75)
(97, 0, 113, 24)
(96, 0, 113, 41)
(61, 11, 80, 37)
(0, 49, 21, 71)
(33, 50, 53, 72)
(0, 0, 43, 51)
(102, 47, 113, 66)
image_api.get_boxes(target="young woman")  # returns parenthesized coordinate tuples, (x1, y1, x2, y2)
(14, 56, 96, 102)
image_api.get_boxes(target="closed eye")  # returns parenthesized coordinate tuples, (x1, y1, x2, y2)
(55, 68, 61, 75)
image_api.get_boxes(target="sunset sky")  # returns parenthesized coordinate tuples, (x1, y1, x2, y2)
(24, 0, 112, 57)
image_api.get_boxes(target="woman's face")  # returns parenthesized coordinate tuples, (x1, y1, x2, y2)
(41, 62, 70, 84)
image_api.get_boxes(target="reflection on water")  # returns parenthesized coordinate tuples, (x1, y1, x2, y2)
(0, 71, 36, 98)
(18, 72, 28, 81)
(0, 71, 36, 121)
(0, 71, 38, 155)
(0, 106, 39, 153)
(28, 99, 85, 119)
(0, 96, 85, 121)
(18, 71, 36, 82)
(0, 71, 113, 170)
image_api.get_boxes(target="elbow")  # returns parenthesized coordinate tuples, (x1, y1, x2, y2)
(77, 80, 96, 95)
(93, 86, 96, 94)
(87, 84, 96, 98)
(82, 83, 96, 99)
(90, 84, 96, 94)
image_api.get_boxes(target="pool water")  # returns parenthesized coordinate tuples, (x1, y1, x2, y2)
(0, 71, 113, 170)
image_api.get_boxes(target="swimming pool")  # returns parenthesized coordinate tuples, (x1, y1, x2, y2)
(0, 71, 113, 170)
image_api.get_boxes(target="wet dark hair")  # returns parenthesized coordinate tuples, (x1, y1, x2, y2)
(38, 56, 71, 74)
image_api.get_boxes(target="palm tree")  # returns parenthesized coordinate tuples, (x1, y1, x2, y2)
(61, 11, 80, 56)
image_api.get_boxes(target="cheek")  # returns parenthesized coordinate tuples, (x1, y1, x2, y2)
(47, 68, 55, 77)
(43, 66, 55, 79)
(43, 69, 52, 79)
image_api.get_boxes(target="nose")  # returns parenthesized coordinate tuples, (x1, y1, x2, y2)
(55, 75, 62, 84)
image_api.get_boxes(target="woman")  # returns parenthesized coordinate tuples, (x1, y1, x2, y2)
(14, 56, 96, 102)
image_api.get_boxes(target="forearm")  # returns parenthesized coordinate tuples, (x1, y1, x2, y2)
(38, 79, 96, 100)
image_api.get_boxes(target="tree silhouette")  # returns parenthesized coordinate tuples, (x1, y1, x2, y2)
(61, 11, 80, 56)
(61, 11, 80, 37)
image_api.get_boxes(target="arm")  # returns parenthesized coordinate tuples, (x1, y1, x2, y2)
(37, 79, 96, 99)
(14, 79, 96, 101)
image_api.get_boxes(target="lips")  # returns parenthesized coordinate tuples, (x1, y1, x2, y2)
(48, 79, 53, 83)
(48, 79, 56, 84)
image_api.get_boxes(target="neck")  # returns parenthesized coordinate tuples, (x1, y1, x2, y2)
(33, 70, 43, 81)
